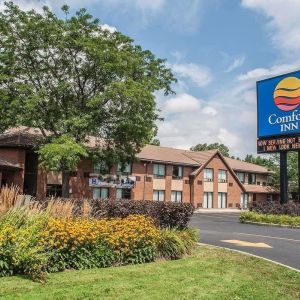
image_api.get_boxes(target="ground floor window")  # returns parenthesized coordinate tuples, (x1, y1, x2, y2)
(171, 190, 182, 203)
(153, 190, 165, 201)
(46, 184, 62, 197)
(218, 192, 227, 208)
(203, 192, 213, 208)
(240, 193, 248, 209)
(267, 194, 273, 202)
(116, 188, 131, 200)
(93, 187, 109, 200)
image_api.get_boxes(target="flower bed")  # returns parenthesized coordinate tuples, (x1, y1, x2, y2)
(0, 208, 198, 282)
(240, 211, 300, 227)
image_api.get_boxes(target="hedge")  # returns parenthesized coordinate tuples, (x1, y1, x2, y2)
(249, 201, 300, 216)
(90, 200, 194, 229)
(240, 211, 300, 227)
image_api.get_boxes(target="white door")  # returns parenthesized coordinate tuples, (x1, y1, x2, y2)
(203, 192, 213, 208)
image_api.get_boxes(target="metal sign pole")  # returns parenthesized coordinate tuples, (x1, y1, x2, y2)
(280, 151, 288, 204)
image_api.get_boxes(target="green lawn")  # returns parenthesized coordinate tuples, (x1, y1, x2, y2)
(0, 246, 299, 300)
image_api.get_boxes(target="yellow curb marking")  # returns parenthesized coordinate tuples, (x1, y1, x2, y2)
(221, 240, 273, 248)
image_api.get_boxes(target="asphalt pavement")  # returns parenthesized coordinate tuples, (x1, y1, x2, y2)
(190, 212, 300, 270)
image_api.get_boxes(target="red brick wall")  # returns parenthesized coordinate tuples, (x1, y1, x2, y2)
(191, 153, 243, 208)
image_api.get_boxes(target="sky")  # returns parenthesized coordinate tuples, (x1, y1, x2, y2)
(2, 0, 300, 158)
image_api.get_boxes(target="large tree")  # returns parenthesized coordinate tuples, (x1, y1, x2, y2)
(0, 2, 176, 197)
(190, 143, 230, 157)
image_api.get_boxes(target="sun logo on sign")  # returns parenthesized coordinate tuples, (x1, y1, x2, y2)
(274, 77, 300, 111)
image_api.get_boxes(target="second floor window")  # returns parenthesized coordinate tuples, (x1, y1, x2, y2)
(94, 161, 109, 174)
(248, 173, 256, 185)
(117, 163, 132, 175)
(218, 170, 227, 183)
(204, 168, 213, 181)
(236, 172, 245, 183)
(172, 165, 183, 179)
(153, 163, 165, 178)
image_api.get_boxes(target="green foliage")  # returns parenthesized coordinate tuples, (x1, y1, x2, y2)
(0, 208, 49, 281)
(150, 138, 160, 146)
(38, 135, 88, 171)
(240, 211, 300, 227)
(157, 228, 198, 260)
(190, 143, 230, 157)
(0, 1, 176, 179)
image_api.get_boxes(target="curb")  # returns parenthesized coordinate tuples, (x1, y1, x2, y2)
(197, 243, 300, 273)
(241, 220, 300, 229)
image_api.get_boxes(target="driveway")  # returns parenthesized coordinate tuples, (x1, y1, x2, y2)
(190, 212, 300, 270)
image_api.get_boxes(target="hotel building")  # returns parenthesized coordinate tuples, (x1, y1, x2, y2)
(0, 127, 279, 208)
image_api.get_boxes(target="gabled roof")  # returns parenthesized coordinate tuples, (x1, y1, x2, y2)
(225, 157, 271, 174)
(136, 145, 201, 166)
(0, 127, 271, 175)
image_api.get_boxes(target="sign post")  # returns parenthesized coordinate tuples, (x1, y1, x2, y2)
(257, 70, 300, 203)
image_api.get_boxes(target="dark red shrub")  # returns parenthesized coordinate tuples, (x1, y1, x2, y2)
(90, 200, 194, 229)
(250, 201, 300, 216)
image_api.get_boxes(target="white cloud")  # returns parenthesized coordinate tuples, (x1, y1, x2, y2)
(172, 63, 212, 87)
(164, 93, 201, 113)
(224, 55, 245, 73)
(100, 24, 117, 33)
(202, 106, 217, 116)
(241, 0, 300, 56)
(238, 62, 300, 81)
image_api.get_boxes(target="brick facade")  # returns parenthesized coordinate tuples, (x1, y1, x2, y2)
(0, 147, 278, 208)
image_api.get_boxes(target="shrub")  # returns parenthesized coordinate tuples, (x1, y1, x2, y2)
(249, 201, 300, 216)
(240, 211, 300, 227)
(91, 200, 194, 229)
(157, 227, 198, 260)
(0, 208, 49, 281)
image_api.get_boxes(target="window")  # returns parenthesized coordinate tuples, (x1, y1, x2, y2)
(218, 170, 227, 183)
(46, 184, 62, 197)
(117, 163, 132, 175)
(240, 193, 248, 209)
(153, 164, 165, 178)
(116, 188, 131, 200)
(204, 168, 213, 182)
(153, 190, 165, 201)
(172, 165, 183, 179)
(203, 192, 213, 208)
(248, 173, 256, 185)
(218, 192, 227, 208)
(93, 187, 109, 200)
(171, 191, 182, 203)
(94, 161, 109, 174)
(267, 194, 273, 202)
(236, 172, 245, 183)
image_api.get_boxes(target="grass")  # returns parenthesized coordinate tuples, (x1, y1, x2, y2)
(0, 246, 299, 300)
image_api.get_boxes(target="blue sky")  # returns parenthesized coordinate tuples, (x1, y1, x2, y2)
(2, 0, 300, 157)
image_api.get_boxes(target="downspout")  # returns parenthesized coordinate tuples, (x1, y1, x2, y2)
(143, 162, 148, 201)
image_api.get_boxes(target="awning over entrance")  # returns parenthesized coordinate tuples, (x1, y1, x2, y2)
(0, 158, 22, 171)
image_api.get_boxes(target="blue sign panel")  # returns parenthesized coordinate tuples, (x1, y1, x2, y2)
(257, 70, 300, 138)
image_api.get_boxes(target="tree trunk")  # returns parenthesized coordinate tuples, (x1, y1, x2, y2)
(62, 169, 70, 198)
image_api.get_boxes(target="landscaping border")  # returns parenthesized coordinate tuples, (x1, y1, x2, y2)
(242, 220, 300, 229)
(197, 243, 300, 273)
